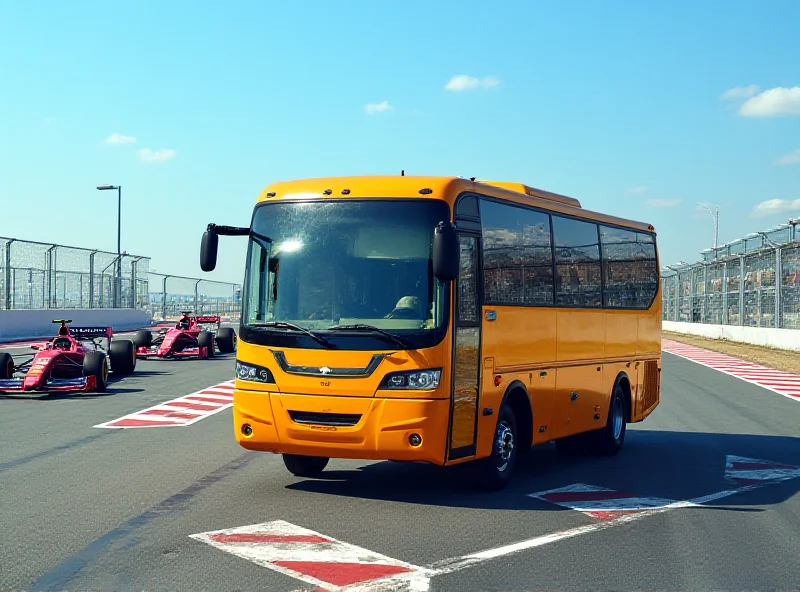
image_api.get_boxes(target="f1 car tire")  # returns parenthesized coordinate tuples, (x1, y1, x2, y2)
(83, 352, 109, 392)
(216, 327, 236, 353)
(198, 331, 215, 358)
(0, 352, 13, 379)
(109, 340, 136, 375)
(134, 330, 152, 349)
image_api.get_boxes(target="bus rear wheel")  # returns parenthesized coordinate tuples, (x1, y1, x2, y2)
(282, 454, 329, 477)
(592, 383, 627, 455)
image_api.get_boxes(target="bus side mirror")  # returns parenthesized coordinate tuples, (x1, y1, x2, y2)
(200, 229, 219, 272)
(432, 221, 459, 282)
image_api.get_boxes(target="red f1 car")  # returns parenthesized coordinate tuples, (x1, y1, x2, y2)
(0, 320, 137, 395)
(133, 312, 236, 359)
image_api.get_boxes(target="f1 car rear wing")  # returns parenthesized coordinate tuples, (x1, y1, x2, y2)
(70, 326, 114, 339)
(194, 316, 221, 324)
(52, 319, 112, 340)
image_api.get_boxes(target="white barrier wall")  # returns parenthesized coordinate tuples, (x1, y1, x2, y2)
(0, 309, 154, 343)
(664, 321, 800, 352)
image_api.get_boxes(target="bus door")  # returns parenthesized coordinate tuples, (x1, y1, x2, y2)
(448, 233, 482, 460)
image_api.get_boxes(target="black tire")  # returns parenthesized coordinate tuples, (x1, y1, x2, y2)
(83, 351, 108, 392)
(216, 327, 236, 354)
(0, 352, 13, 379)
(282, 454, 329, 477)
(109, 340, 136, 375)
(198, 331, 215, 358)
(473, 404, 518, 491)
(134, 330, 152, 349)
(591, 383, 627, 456)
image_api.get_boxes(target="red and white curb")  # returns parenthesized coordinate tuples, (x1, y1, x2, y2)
(662, 339, 800, 403)
(93, 380, 234, 428)
(528, 483, 694, 520)
(725, 455, 800, 486)
(190, 520, 431, 591)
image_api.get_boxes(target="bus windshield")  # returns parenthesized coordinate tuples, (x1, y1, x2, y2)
(241, 199, 450, 350)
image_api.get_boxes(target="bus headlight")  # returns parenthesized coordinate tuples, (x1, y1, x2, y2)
(379, 369, 442, 390)
(235, 361, 275, 384)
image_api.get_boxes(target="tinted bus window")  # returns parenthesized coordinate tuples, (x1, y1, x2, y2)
(480, 199, 554, 306)
(552, 215, 602, 307)
(600, 225, 658, 309)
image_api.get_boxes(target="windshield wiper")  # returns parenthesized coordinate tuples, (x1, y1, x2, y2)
(253, 321, 334, 348)
(326, 324, 410, 348)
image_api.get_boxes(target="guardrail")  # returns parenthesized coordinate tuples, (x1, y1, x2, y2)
(661, 221, 800, 330)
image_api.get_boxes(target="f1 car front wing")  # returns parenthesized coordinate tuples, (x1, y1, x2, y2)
(0, 376, 97, 395)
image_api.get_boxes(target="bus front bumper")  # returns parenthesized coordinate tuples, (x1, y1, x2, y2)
(232, 390, 449, 465)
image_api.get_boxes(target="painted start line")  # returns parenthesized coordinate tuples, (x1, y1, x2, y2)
(662, 339, 800, 403)
(93, 380, 234, 428)
(190, 454, 800, 592)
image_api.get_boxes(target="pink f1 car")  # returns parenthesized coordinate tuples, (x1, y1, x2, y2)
(0, 319, 137, 395)
(133, 311, 236, 359)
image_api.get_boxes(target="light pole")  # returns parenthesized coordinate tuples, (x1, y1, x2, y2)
(698, 203, 719, 250)
(97, 184, 122, 307)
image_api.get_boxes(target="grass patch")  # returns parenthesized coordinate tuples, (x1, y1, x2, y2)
(663, 331, 800, 374)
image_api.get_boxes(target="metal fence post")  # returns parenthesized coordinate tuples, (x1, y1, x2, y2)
(703, 264, 709, 323)
(194, 280, 201, 314)
(46, 245, 56, 309)
(162, 275, 169, 321)
(4, 239, 15, 310)
(775, 247, 782, 328)
(722, 261, 729, 325)
(89, 251, 97, 308)
(738, 255, 745, 325)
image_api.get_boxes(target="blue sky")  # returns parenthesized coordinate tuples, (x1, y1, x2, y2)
(1, 0, 799, 285)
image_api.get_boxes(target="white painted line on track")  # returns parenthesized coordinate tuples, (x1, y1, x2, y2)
(662, 339, 800, 404)
(92, 379, 235, 428)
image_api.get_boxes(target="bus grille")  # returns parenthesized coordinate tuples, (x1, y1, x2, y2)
(288, 411, 362, 427)
(641, 360, 660, 412)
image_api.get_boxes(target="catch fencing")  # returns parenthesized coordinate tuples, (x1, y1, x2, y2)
(660, 222, 800, 330)
(147, 272, 241, 321)
(0, 237, 240, 320)
(0, 237, 150, 311)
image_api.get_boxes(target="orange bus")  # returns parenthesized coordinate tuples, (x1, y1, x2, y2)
(200, 176, 662, 489)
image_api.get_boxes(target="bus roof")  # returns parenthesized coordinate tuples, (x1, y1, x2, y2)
(257, 175, 655, 233)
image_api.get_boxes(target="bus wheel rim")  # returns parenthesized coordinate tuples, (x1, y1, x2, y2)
(495, 421, 514, 472)
(612, 396, 624, 440)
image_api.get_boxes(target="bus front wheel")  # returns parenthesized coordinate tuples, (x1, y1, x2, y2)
(282, 454, 329, 477)
(474, 404, 518, 491)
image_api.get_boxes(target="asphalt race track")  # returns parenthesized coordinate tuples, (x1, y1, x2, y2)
(2, 336, 799, 591)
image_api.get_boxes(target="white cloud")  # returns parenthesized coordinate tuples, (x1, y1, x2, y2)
(720, 85, 759, 100)
(775, 149, 800, 166)
(645, 198, 683, 208)
(739, 86, 800, 117)
(751, 198, 800, 218)
(628, 186, 648, 194)
(139, 148, 176, 163)
(106, 132, 136, 145)
(364, 101, 394, 115)
(444, 75, 500, 92)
